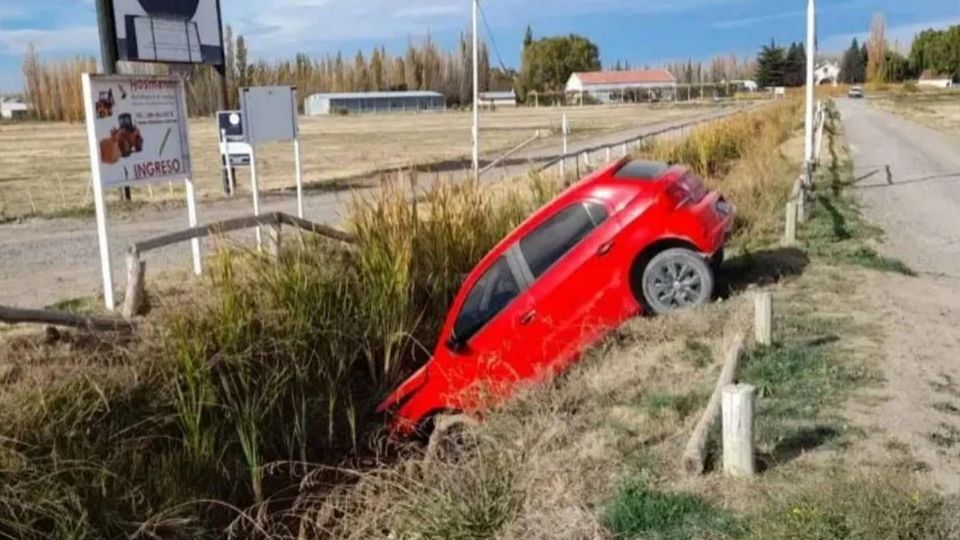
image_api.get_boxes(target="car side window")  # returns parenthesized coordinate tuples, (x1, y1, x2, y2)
(520, 202, 608, 279)
(453, 256, 521, 342)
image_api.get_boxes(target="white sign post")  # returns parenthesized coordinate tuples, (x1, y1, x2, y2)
(239, 86, 304, 228)
(82, 73, 200, 311)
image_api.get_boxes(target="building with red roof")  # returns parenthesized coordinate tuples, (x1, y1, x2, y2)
(565, 69, 677, 103)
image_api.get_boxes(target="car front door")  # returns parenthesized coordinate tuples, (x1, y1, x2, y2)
(433, 251, 538, 411)
(517, 200, 626, 376)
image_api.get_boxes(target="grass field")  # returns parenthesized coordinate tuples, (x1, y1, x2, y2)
(0, 103, 721, 220)
(869, 88, 960, 136)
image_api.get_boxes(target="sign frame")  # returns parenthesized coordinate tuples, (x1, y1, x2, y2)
(82, 73, 202, 311)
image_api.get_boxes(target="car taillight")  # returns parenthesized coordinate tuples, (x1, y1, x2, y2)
(663, 182, 691, 208)
(679, 174, 707, 203)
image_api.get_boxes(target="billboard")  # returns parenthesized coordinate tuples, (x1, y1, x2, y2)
(83, 74, 192, 188)
(112, 0, 224, 65)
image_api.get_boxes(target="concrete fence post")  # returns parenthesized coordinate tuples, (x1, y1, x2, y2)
(122, 251, 146, 320)
(754, 292, 773, 346)
(784, 202, 798, 246)
(722, 384, 757, 477)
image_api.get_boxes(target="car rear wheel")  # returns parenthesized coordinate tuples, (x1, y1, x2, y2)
(639, 248, 714, 315)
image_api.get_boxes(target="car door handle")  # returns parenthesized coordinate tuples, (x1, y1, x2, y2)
(519, 310, 537, 326)
(597, 241, 615, 256)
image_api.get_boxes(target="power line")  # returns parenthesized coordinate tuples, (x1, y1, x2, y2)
(476, 0, 510, 73)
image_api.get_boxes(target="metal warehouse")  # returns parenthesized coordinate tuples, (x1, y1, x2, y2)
(304, 91, 446, 116)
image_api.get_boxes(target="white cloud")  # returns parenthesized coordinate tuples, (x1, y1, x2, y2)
(709, 10, 804, 30)
(0, 25, 98, 56)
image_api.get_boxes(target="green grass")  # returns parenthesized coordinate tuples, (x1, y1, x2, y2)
(604, 481, 739, 540)
(746, 470, 953, 540)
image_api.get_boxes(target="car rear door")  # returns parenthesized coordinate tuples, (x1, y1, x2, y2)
(516, 200, 627, 376)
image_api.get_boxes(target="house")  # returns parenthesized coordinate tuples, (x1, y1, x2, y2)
(477, 91, 517, 109)
(815, 62, 841, 86)
(918, 71, 954, 89)
(0, 99, 29, 120)
(565, 69, 677, 103)
(739, 80, 759, 92)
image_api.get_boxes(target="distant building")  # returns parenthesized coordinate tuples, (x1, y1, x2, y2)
(815, 62, 841, 86)
(918, 71, 954, 89)
(478, 90, 517, 109)
(565, 69, 677, 103)
(734, 80, 759, 92)
(0, 99, 29, 120)
(304, 91, 446, 116)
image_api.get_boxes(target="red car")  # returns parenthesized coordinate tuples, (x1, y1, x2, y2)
(378, 159, 733, 437)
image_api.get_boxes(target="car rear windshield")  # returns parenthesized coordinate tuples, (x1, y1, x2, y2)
(614, 160, 671, 181)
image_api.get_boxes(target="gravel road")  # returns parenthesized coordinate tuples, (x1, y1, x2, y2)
(0, 107, 741, 309)
(837, 97, 960, 494)
(837, 98, 960, 276)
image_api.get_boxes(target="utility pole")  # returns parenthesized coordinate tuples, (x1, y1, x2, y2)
(472, 0, 480, 182)
(804, 0, 817, 180)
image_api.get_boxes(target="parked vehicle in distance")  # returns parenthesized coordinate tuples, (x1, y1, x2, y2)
(378, 159, 734, 437)
(848, 86, 864, 99)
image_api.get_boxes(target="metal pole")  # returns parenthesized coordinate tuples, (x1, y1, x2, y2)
(804, 0, 817, 169)
(95, 0, 131, 202)
(471, 0, 480, 182)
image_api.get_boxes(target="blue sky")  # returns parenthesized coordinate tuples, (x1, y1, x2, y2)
(0, 0, 958, 92)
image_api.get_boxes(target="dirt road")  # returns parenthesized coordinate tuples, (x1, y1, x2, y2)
(0, 108, 739, 309)
(837, 98, 960, 494)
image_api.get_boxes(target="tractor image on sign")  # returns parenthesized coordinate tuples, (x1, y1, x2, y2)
(96, 90, 115, 118)
(100, 113, 144, 164)
(112, 113, 144, 158)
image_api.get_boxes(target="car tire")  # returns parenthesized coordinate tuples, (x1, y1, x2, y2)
(639, 248, 714, 315)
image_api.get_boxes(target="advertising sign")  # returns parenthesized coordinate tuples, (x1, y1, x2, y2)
(84, 75, 192, 188)
(240, 86, 299, 145)
(82, 73, 201, 311)
(112, 0, 225, 65)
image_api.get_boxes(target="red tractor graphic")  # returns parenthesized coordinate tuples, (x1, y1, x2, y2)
(96, 89, 115, 118)
(111, 113, 144, 158)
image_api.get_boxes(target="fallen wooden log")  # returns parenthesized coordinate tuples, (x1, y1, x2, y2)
(680, 333, 745, 476)
(0, 305, 135, 332)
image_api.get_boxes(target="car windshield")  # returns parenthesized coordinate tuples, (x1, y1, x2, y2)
(453, 256, 521, 343)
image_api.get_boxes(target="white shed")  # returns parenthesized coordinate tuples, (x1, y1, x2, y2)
(815, 62, 841, 86)
(0, 99, 29, 120)
(477, 91, 517, 109)
(918, 71, 954, 89)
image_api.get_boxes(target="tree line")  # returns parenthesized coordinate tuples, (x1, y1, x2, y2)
(20, 28, 513, 121)
(754, 40, 810, 88)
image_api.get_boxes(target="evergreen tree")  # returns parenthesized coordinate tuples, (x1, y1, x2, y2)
(783, 42, 806, 86)
(755, 40, 786, 88)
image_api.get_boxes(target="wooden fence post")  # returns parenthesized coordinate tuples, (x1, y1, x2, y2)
(622, 142, 628, 156)
(784, 202, 798, 246)
(681, 333, 746, 475)
(606, 146, 612, 162)
(722, 384, 756, 477)
(267, 219, 282, 258)
(122, 250, 146, 320)
(754, 292, 773, 346)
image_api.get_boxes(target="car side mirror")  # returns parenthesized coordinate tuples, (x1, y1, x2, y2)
(446, 335, 467, 354)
